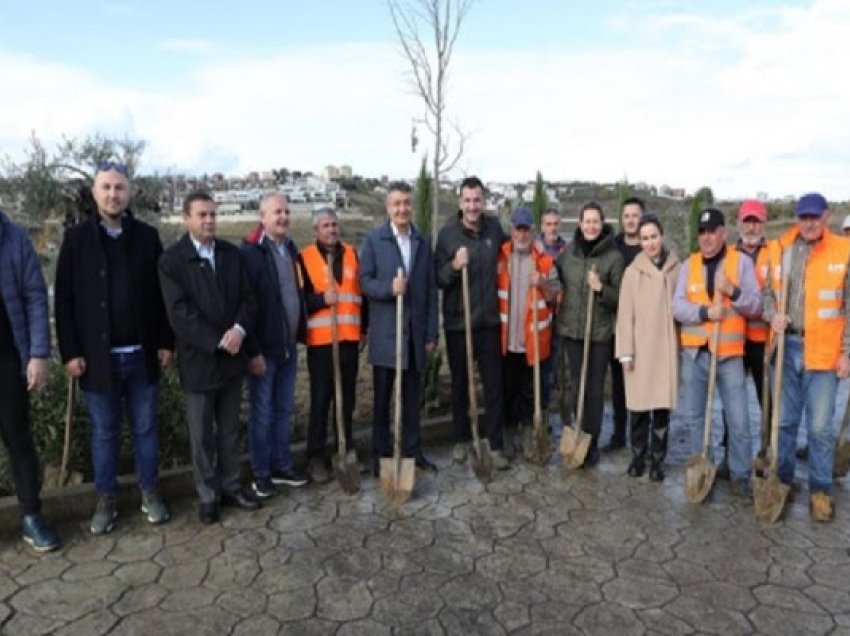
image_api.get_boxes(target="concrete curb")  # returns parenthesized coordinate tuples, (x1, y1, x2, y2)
(0, 413, 458, 537)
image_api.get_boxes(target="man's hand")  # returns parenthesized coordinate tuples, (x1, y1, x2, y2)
(622, 360, 635, 372)
(248, 355, 267, 377)
(158, 349, 173, 368)
(392, 275, 407, 296)
(65, 357, 86, 378)
(26, 358, 48, 391)
(425, 340, 438, 354)
(770, 313, 790, 334)
(219, 327, 244, 355)
(323, 289, 338, 306)
(452, 246, 469, 271)
(587, 269, 602, 293)
(706, 304, 724, 321)
(530, 270, 544, 287)
(837, 356, 850, 379)
(715, 268, 735, 297)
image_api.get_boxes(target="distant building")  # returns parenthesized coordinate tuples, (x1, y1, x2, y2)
(339, 165, 353, 179)
(324, 165, 340, 180)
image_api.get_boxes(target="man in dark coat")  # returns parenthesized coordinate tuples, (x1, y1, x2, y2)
(0, 210, 60, 552)
(435, 176, 510, 470)
(158, 191, 260, 524)
(241, 193, 309, 498)
(55, 162, 174, 535)
(360, 181, 439, 475)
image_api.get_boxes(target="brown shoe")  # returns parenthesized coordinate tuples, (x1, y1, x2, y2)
(810, 492, 834, 523)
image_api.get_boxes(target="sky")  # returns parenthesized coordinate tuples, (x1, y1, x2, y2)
(1, 0, 849, 199)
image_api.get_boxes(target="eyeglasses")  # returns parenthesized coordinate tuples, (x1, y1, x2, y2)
(96, 161, 128, 175)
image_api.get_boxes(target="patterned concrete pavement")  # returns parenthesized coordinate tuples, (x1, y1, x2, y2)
(1, 426, 850, 636)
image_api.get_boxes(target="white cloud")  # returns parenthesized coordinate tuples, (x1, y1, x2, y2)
(1, 0, 849, 199)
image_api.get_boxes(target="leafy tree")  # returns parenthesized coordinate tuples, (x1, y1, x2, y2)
(530, 171, 548, 229)
(688, 186, 714, 253)
(414, 157, 432, 237)
(616, 176, 631, 214)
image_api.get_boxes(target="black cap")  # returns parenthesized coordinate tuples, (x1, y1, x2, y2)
(697, 208, 725, 231)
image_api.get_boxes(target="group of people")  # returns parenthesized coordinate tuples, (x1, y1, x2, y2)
(1, 166, 847, 555)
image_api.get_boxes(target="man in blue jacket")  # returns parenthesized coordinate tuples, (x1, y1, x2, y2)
(0, 210, 60, 552)
(360, 182, 439, 474)
(241, 193, 309, 498)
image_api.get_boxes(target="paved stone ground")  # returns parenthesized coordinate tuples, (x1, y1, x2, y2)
(1, 382, 850, 635)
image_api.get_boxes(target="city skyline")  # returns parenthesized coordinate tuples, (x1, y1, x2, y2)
(1, 0, 848, 198)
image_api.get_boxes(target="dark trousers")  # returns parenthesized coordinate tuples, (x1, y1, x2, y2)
(372, 355, 422, 460)
(0, 355, 42, 516)
(307, 342, 358, 459)
(445, 327, 504, 450)
(609, 339, 628, 444)
(564, 337, 612, 449)
(502, 351, 533, 430)
(631, 409, 670, 466)
(184, 378, 243, 504)
(722, 339, 766, 452)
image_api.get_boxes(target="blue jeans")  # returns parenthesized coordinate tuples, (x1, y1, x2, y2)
(777, 336, 837, 494)
(248, 343, 298, 479)
(82, 350, 160, 495)
(680, 349, 752, 480)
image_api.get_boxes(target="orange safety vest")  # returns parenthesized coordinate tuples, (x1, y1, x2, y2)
(679, 249, 746, 357)
(496, 241, 554, 364)
(766, 227, 850, 371)
(738, 244, 769, 343)
(301, 243, 362, 346)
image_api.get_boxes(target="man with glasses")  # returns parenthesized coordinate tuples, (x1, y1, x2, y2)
(763, 193, 850, 522)
(673, 208, 761, 501)
(55, 161, 174, 534)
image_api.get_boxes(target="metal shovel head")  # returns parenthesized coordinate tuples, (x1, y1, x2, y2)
(333, 449, 361, 495)
(752, 450, 770, 478)
(753, 472, 790, 523)
(379, 457, 415, 505)
(560, 426, 591, 469)
(529, 421, 552, 467)
(833, 439, 850, 478)
(684, 455, 717, 503)
(469, 438, 494, 483)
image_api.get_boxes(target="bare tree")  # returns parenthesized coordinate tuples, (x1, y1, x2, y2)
(388, 0, 474, 245)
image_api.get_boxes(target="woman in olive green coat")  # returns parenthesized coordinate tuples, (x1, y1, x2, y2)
(555, 202, 624, 467)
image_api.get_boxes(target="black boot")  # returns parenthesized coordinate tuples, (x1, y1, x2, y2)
(627, 453, 646, 477)
(627, 411, 650, 477)
(648, 409, 669, 482)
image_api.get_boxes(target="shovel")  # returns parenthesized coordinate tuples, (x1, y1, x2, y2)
(328, 252, 360, 495)
(684, 295, 722, 503)
(754, 256, 791, 522)
(60, 377, 76, 485)
(381, 268, 415, 504)
(462, 265, 494, 482)
(560, 266, 594, 469)
(526, 282, 551, 466)
(832, 389, 850, 478)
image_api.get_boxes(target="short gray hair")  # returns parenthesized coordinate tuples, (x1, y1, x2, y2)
(260, 192, 289, 210)
(312, 205, 338, 228)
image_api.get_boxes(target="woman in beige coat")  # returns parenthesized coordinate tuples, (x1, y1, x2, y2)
(615, 215, 680, 481)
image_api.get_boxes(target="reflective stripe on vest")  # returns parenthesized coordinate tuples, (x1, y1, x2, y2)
(301, 243, 362, 346)
(679, 249, 746, 357)
(496, 242, 554, 364)
(767, 228, 850, 370)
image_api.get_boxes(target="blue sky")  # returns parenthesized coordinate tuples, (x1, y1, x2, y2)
(2, 0, 848, 198)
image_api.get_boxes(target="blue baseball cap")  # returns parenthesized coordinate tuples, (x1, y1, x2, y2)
(796, 193, 828, 217)
(511, 207, 534, 228)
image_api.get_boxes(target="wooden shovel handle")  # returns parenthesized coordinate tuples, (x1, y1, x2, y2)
(394, 268, 404, 467)
(461, 266, 480, 445)
(328, 251, 346, 456)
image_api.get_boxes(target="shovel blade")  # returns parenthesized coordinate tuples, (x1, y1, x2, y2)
(752, 450, 771, 478)
(469, 439, 494, 483)
(560, 427, 591, 469)
(528, 424, 552, 467)
(833, 440, 850, 478)
(684, 455, 717, 503)
(753, 473, 790, 523)
(379, 457, 415, 505)
(333, 449, 361, 495)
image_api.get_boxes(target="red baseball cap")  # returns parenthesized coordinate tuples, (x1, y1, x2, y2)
(738, 199, 767, 222)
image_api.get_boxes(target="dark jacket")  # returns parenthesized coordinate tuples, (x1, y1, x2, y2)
(614, 233, 642, 268)
(54, 211, 174, 392)
(0, 211, 50, 373)
(158, 234, 258, 392)
(555, 224, 625, 342)
(435, 213, 506, 332)
(240, 234, 306, 356)
(359, 221, 438, 372)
